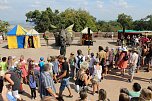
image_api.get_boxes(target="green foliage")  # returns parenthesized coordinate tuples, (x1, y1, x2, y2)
(26, 8, 97, 32)
(96, 20, 121, 32)
(25, 7, 152, 33)
(117, 13, 133, 30)
(133, 15, 152, 31)
(0, 20, 9, 33)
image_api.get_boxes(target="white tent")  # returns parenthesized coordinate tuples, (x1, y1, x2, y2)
(80, 27, 94, 45)
(24, 29, 41, 48)
(81, 27, 93, 34)
(27, 29, 40, 36)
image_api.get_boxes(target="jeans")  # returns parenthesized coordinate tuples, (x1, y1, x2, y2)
(30, 88, 36, 98)
(59, 77, 70, 91)
(70, 65, 75, 78)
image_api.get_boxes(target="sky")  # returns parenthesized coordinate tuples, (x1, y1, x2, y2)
(0, 0, 152, 24)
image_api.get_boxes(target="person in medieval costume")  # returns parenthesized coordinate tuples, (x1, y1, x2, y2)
(60, 29, 67, 56)
(43, 33, 49, 46)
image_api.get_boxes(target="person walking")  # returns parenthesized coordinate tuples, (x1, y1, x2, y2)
(40, 64, 58, 100)
(128, 48, 139, 82)
(57, 55, 73, 98)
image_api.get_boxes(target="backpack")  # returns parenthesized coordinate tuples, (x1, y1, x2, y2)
(77, 56, 83, 69)
(123, 52, 129, 61)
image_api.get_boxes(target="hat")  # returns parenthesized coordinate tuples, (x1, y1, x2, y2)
(118, 46, 122, 50)
(70, 52, 74, 55)
(40, 57, 44, 61)
(121, 47, 128, 52)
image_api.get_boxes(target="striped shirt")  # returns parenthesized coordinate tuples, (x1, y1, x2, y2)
(40, 72, 56, 99)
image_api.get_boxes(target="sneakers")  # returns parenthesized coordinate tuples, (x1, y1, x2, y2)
(128, 79, 133, 83)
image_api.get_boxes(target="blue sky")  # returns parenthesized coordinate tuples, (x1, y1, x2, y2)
(0, 0, 152, 23)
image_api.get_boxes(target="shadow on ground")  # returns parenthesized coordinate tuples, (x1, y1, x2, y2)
(108, 42, 117, 46)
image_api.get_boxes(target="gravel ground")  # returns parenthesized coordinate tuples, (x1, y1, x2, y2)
(0, 38, 151, 101)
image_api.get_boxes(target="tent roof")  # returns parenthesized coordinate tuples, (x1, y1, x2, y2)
(66, 24, 74, 32)
(27, 29, 39, 36)
(81, 27, 93, 34)
(7, 25, 28, 36)
(118, 30, 138, 33)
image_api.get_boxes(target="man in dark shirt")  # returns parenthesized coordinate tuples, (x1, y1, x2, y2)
(57, 55, 73, 98)
(4, 71, 22, 100)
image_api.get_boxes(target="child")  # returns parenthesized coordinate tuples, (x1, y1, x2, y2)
(92, 60, 102, 95)
(129, 83, 141, 98)
(29, 70, 36, 100)
(39, 57, 45, 72)
(52, 56, 59, 82)
(69, 52, 75, 79)
(0, 57, 7, 77)
(76, 89, 90, 101)
(47, 56, 53, 76)
(89, 53, 96, 76)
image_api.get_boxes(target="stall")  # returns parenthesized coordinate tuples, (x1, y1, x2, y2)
(7, 25, 27, 49)
(118, 30, 142, 39)
(24, 29, 41, 48)
(80, 27, 93, 45)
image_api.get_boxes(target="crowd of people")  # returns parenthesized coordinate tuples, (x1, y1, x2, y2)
(0, 40, 152, 101)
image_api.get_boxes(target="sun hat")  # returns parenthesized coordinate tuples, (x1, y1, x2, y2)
(121, 47, 128, 52)
(40, 57, 44, 61)
(118, 46, 122, 50)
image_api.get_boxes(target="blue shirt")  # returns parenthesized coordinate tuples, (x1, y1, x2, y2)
(29, 75, 36, 88)
(52, 61, 59, 74)
(39, 61, 44, 72)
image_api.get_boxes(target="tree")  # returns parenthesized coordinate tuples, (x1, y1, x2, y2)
(59, 8, 97, 32)
(133, 14, 152, 31)
(26, 7, 60, 32)
(96, 20, 121, 32)
(117, 13, 133, 36)
(0, 20, 9, 33)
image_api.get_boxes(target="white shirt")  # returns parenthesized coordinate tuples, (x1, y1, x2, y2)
(130, 52, 139, 66)
(93, 65, 102, 80)
(135, 38, 139, 43)
(75, 55, 85, 69)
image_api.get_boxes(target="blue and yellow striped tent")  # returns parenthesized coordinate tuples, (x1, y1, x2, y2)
(7, 25, 28, 49)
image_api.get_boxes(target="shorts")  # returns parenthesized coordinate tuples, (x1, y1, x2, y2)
(12, 90, 20, 99)
(59, 77, 70, 91)
(0, 71, 6, 77)
(129, 65, 137, 76)
(144, 57, 152, 65)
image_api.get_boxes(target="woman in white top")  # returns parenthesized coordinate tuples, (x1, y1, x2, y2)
(91, 60, 102, 95)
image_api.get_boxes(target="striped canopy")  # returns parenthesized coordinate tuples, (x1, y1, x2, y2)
(7, 25, 28, 36)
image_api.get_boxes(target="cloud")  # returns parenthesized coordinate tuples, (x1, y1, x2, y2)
(96, 0, 104, 9)
(0, 0, 10, 10)
(111, 0, 129, 8)
(30, 1, 41, 7)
